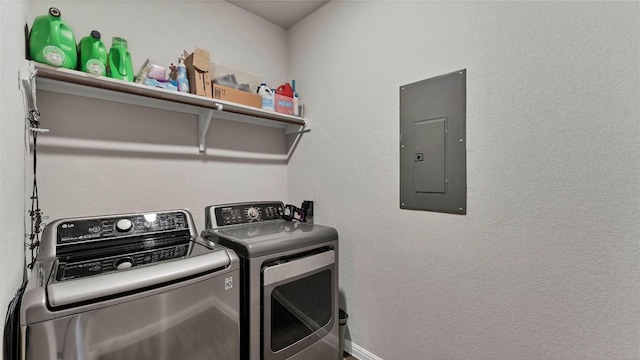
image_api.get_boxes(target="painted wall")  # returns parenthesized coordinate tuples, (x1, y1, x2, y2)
(288, 2, 639, 359)
(2, 0, 291, 353)
(4, 2, 639, 359)
(0, 0, 30, 341)
(29, 1, 291, 232)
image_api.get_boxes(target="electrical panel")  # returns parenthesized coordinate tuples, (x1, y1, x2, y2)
(400, 70, 466, 214)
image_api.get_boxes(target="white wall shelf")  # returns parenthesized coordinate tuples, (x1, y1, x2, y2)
(27, 61, 307, 153)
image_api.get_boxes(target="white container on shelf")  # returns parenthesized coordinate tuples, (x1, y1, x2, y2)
(257, 83, 275, 111)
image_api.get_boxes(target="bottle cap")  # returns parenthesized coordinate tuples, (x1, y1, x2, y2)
(90, 30, 101, 40)
(112, 37, 128, 48)
(49, 7, 61, 18)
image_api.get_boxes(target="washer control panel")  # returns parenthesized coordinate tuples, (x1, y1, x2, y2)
(214, 202, 284, 226)
(55, 243, 189, 281)
(56, 211, 188, 245)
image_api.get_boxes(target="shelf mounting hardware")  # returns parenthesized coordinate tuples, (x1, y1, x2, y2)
(285, 123, 309, 136)
(199, 103, 222, 153)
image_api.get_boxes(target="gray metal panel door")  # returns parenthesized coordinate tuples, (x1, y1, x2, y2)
(400, 70, 466, 214)
(413, 118, 446, 194)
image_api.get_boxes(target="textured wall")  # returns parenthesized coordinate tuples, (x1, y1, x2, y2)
(0, 0, 31, 341)
(29, 1, 291, 231)
(288, 2, 640, 359)
(1, 0, 291, 350)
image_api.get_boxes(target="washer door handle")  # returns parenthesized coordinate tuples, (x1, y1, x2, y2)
(47, 250, 231, 307)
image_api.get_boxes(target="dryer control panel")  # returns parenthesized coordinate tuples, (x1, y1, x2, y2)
(213, 202, 284, 226)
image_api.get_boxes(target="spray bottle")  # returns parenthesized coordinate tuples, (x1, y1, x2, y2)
(292, 79, 300, 116)
(177, 54, 190, 93)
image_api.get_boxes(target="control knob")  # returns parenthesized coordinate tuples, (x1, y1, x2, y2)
(115, 218, 133, 232)
(114, 257, 133, 270)
(247, 207, 260, 221)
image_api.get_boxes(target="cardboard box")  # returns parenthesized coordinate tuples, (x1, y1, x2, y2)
(212, 84, 262, 109)
(275, 94, 294, 115)
(184, 48, 212, 97)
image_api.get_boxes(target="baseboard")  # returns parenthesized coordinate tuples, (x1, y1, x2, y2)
(345, 340, 384, 360)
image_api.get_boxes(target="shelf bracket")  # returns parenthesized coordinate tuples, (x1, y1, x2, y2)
(285, 123, 310, 136)
(198, 103, 223, 152)
(198, 110, 213, 153)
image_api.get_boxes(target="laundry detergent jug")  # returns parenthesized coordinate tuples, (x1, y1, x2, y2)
(108, 37, 134, 82)
(276, 82, 294, 98)
(79, 31, 107, 76)
(257, 83, 275, 111)
(29, 7, 77, 69)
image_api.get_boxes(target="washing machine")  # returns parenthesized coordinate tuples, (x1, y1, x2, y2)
(19, 209, 240, 360)
(201, 201, 339, 360)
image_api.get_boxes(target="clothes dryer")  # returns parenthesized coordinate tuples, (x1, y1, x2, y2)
(202, 201, 339, 360)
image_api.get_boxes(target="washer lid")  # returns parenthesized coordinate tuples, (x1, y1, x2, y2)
(202, 220, 338, 258)
(45, 243, 231, 308)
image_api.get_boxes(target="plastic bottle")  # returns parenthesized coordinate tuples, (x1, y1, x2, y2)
(276, 82, 294, 97)
(292, 79, 300, 116)
(257, 83, 275, 111)
(78, 30, 107, 76)
(108, 37, 134, 82)
(29, 7, 78, 69)
(177, 54, 190, 93)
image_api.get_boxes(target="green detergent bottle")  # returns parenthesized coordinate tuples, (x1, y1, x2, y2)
(29, 7, 77, 69)
(108, 37, 134, 82)
(79, 30, 107, 76)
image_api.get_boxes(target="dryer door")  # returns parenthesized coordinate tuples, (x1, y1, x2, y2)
(261, 249, 336, 360)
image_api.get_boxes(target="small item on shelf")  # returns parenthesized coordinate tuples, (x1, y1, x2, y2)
(108, 37, 134, 82)
(275, 94, 294, 115)
(134, 58, 152, 83)
(177, 54, 190, 93)
(183, 47, 212, 97)
(275, 82, 294, 97)
(292, 79, 300, 117)
(143, 77, 177, 91)
(213, 84, 262, 109)
(29, 7, 78, 69)
(274, 82, 295, 115)
(78, 30, 107, 76)
(211, 62, 261, 94)
(147, 64, 167, 80)
(257, 83, 275, 111)
(169, 63, 177, 81)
